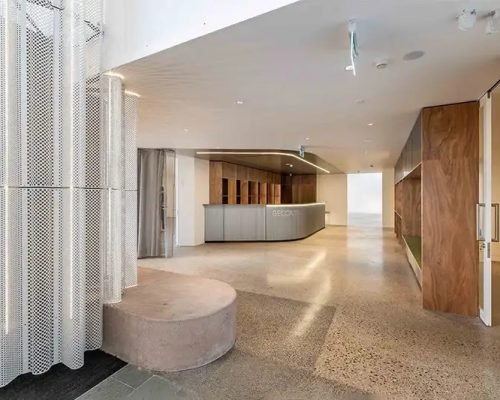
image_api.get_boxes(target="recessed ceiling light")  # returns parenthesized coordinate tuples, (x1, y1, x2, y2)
(374, 60, 389, 70)
(183, 128, 189, 132)
(368, 122, 374, 126)
(305, 137, 310, 141)
(403, 50, 425, 61)
(236, 100, 244, 105)
(285, 163, 294, 168)
(458, 8, 477, 31)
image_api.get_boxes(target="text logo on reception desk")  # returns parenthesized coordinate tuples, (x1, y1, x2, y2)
(272, 209, 298, 217)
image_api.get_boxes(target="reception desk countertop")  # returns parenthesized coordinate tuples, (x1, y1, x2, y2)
(204, 203, 325, 242)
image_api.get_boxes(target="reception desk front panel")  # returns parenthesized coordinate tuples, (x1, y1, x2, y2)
(204, 203, 325, 242)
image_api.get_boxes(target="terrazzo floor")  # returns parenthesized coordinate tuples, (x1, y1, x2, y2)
(79, 225, 500, 400)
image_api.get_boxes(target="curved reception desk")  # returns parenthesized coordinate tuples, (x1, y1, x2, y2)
(204, 203, 325, 242)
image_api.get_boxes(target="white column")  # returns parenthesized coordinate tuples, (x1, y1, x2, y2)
(175, 155, 209, 246)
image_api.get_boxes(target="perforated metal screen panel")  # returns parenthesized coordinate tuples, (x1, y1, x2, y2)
(123, 94, 138, 289)
(101, 78, 138, 303)
(0, 0, 137, 387)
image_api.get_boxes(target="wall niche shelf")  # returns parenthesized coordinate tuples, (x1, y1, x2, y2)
(394, 102, 479, 317)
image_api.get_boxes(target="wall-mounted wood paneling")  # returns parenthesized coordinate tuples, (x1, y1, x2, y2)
(241, 181, 248, 204)
(209, 161, 223, 204)
(292, 175, 317, 204)
(228, 178, 236, 205)
(259, 183, 267, 204)
(395, 117, 422, 183)
(274, 184, 281, 204)
(209, 161, 315, 205)
(237, 165, 248, 181)
(223, 162, 237, 179)
(251, 181, 259, 204)
(279, 174, 317, 204)
(421, 101, 479, 316)
(210, 161, 274, 205)
(401, 178, 421, 237)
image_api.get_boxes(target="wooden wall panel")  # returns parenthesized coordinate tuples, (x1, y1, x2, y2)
(268, 184, 275, 204)
(275, 184, 281, 204)
(237, 165, 248, 181)
(209, 161, 223, 204)
(251, 181, 259, 204)
(395, 181, 403, 217)
(210, 162, 318, 205)
(292, 174, 317, 203)
(259, 183, 268, 204)
(421, 101, 479, 316)
(401, 178, 421, 237)
(223, 162, 237, 179)
(228, 178, 236, 204)
(241, 181, 248, 204)
(281, 175, 293, 204)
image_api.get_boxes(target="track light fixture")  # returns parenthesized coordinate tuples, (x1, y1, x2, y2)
(486, 9, 499, 35)
(346, 20, 359, 76)
(457, 8, 477, 31)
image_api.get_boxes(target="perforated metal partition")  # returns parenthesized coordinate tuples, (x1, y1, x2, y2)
(101, 77, 138, 304)
(0, 0, 137, 387)
(123, 93, 138, 289)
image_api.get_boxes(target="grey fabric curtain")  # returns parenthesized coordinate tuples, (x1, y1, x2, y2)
(137, 149, 166, 258)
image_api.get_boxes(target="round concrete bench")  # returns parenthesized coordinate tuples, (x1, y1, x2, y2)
(102, 268, 236, 371)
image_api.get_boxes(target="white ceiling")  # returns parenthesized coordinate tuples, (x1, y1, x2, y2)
(115, 0, 500, 173)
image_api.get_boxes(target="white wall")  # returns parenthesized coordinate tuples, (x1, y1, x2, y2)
(103, 0, 298, 70)
(382, 168, 395, 228)
(317, 174, 348, 226)
(175, 155, 209, 246)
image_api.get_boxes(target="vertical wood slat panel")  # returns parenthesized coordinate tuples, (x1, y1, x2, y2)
(259, 183, 267, 204)
(209, 161, 316, 205)
(251, 182, 259, 204)
(240, 181, 248, 204)
(421, 101, 479, 316)
(228, 178, 236, 204)
(209, 161, 223, 204)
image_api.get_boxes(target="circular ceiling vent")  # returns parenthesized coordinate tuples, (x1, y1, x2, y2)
(403, 50, 425, 61)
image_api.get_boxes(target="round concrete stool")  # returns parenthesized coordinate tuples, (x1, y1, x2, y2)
(102, 268, 236, 371)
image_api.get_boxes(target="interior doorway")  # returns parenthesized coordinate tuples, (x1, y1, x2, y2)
(478, 81, 500, 326)
(347, 173, 383, 227)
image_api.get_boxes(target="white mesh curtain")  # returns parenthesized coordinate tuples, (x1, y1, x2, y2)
(0, 0, 136, 387)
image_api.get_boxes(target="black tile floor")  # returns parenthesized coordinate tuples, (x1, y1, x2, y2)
(0, 350, 125, 400)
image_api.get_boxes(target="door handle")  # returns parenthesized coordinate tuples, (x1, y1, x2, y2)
(477, 203, 485, 241)
(492, 203, 500, 242)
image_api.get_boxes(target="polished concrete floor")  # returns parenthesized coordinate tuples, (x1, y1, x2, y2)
(82, 226, 500, 399)
(348, 212, 383, 227)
